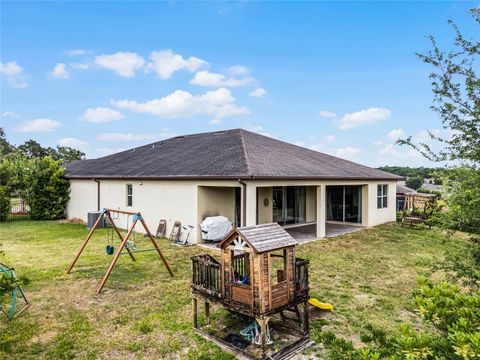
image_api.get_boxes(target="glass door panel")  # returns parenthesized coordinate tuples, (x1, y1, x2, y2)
(344, 186, 361, 223)
(327, 186, 344, 221)
(272, 187, 284, 224)
(272, 186, 306, 225)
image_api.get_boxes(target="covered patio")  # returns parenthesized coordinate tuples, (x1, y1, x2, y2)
(286, 223, 364, 244)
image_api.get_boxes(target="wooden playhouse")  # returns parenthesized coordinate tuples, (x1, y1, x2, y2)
(191, 223, 311, 358)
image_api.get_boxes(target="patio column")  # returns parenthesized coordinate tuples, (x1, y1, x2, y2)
(245, 183, 257, 226)
(316, 185, 326, 238)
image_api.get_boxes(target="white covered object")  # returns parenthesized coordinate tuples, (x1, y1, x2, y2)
(200, 216, 233, 241)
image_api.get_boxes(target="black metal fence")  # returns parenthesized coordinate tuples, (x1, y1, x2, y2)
(6, 199, 31, 221)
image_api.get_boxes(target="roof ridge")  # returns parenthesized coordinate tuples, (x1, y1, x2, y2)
(238, 129, 252, 176)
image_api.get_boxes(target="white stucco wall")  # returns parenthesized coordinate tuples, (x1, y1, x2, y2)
(67, 179, 241, 243)
(67, 178, 397, 243)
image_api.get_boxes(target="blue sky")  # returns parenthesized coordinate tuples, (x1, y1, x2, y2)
(1, 1, 477, 166)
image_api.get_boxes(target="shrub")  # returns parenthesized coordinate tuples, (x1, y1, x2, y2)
(26, 157, 70, 220)
(0, 186, 10, 221)
(314, 278, 480, 359)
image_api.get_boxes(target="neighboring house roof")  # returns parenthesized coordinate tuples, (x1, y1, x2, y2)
(396, 183, 416, 195)
(420, 183, 443, 191)
(220, 223, 298, 253)
(66, 128, 402, 180)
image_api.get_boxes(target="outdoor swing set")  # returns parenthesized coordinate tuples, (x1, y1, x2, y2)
(66, 208, 174, 294)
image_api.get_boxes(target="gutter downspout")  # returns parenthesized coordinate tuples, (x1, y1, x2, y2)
(237, 179, 247, 227)
(93, 178, 100, 211)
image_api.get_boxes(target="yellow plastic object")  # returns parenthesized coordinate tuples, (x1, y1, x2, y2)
(308, 298, 334, 312)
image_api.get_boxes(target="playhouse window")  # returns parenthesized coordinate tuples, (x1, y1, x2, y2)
(231, 251, 250, 286)
(270, 249, 286, 285)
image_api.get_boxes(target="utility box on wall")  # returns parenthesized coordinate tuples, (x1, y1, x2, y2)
(87, 211, 105, 229)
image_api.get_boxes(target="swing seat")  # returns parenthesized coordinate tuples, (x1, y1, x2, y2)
(106, 245, 114, 255)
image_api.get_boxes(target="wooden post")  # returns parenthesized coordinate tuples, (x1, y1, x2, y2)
(106, 212, 136, 262)
(257, 316, 268, 356)
(193, 298, 198, 328)
(96, 217, 138, 294)
(205, 301, 210, 326)
(303, 300, 309, 335)
(66, 210, 105, 274)
(139, 217, 174, 277)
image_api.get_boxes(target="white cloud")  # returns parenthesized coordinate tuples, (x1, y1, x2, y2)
(66, 49, 91, 57)
(71, 62, 90, 70)
(387, 128, 405, 140)
(190, 70, 254, 87)
(97, 133, 153, 141)
(58, 137, 88, 149)
(374, 140, 385, 146)
(308, 135, 336, 152)
(14, 118, 61, 133)
(330, 146, 361, 158)
(209, 118, 222, 125)
(52, 63, 69, 79)
(0, 61, 28, 88)
(319, 110, 337, 119)
(249, 88, 267, 98)
(338, 107, 391, 130)
(112, 88, 249, 121)
(225, 65, 250, 76)
(81, 107, 125, 123)
(414, 129, 442, 142)
(94, 52, 145, 77)
(147, 50, 207, 79)
(379, 143, 400, 156)
(1, 111, 18, 118)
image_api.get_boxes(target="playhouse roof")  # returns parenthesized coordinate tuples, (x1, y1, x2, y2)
(220, 223, 298, 253)
(66, 128, 402, 181)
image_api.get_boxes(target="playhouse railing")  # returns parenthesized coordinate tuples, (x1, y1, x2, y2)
(191, 254, 222, 299)
(295, 258, 309, 300)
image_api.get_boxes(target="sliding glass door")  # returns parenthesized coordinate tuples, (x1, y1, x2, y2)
(272, 186, 306, 225)
(327, 186, 362, 223)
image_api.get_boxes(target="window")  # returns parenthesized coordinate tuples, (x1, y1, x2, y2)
(126, 184, 133, 207)
(231, 250, 250, 286)
(377, 184, 388, 209)
(270, 250, 286, 285)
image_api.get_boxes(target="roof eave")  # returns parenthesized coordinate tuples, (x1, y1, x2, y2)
(65, 174, 402, 181)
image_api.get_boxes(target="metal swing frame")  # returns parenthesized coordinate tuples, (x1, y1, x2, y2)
(66, 208, 174, 294)
(0, 262, 29, 321)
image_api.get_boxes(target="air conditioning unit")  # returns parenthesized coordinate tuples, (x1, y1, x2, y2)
(87, 211, 105, 229)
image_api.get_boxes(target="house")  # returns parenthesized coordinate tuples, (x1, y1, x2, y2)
(66, 128, 402, 243)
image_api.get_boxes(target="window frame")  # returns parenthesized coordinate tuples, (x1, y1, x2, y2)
(377, 184, 388, 209)
(126, 184, 133, 207)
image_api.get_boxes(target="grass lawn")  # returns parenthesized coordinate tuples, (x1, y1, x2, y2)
(0, 221, 465, 359)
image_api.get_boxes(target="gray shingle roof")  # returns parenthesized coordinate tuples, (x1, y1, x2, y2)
(230, 223, 298, 253)
(66, 128, 402, 180)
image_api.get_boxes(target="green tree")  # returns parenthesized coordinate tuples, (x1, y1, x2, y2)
(399, 8, 480, 283)
(26, 157, 70, 220)
(17, 140, 51, 159)
(0, 128, 15, 157)
(406, 176, 424, 190)
(55, 146, 85, 163)
(398, 9, 479, 164)
(17, 139, 85, 162)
